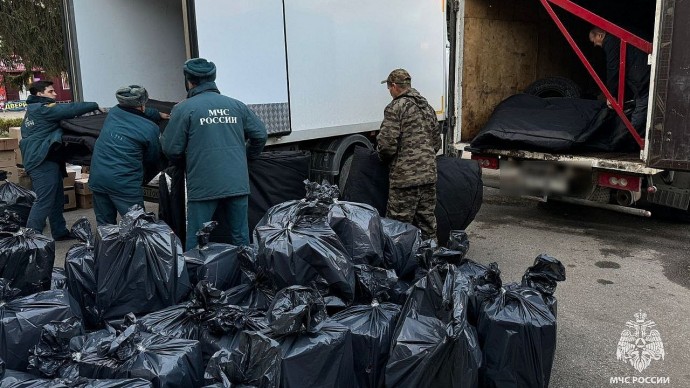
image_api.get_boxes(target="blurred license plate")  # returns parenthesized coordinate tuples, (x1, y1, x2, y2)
(500, 160, 572, 196)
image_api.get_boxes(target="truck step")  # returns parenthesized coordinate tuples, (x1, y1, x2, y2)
(646, 186, 690, 210)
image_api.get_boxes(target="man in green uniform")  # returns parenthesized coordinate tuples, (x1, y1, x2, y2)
(377, 69, 442, 240)
(19, 80, 99, 239)
(161, 58, 267, 250)
(89, 85, 168, 225)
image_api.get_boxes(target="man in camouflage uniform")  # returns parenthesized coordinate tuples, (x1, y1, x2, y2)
(377, 69, 442, 240)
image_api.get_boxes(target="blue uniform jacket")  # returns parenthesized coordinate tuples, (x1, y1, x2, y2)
(88, 105, 161, 197)
(19, 95, 98, 172)
(161, 82, 267, 201)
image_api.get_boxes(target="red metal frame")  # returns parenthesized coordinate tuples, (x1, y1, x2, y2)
(538, 0, 653, 150)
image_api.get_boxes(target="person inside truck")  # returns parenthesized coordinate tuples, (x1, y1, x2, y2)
(88, 85, 168, 225)
(376, 69, 442, 240)
(19, 80, 100, 240)
(161, 58, 267, 250)
(589, 27, 651, 138)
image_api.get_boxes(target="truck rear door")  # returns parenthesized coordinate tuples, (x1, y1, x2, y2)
(646, 0, 690, 171)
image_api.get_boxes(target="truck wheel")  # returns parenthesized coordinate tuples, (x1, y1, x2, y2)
(338, 153, 354, 192)
(524, 76, 582, 98)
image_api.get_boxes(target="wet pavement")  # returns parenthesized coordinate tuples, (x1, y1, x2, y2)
(466, 187, 690, 387)
(49, 186, 690, 387)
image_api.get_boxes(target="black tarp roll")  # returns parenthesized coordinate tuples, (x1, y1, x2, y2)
(158, 166, 186, 245)
(342, 147, 483, 245)
(211, 151, 311, 244)
(468, 94, 637, 152)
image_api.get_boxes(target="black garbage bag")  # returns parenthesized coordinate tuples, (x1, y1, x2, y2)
(199, 304, 268, 364)
(94, 206, 191, 322)
(137, 281, 266, 362)
(0, 377, 153, 387)
(27, 317, 84, 379)
(262, 286, 354, 388)
(0, 210, 21, 232)
(203, 331, 281, 388)
(0, 280, 81, 371)
(521, 254, 566, 316)
(184, 222, 242, 291)
(477, 285, 558, 388)
(52, 267, 68, 290)
(380, 218, 422, 280)
(0, 369, 42, 387)
(255, 200, 355, 303)
(222, 246, 276, 311)
(64, 218, 99, 328)
(414, 234, 502, 326)
(389, 279, 412, 305)
(0, 182, 36, 227)
(327, 198, 385, 267)
(385, 264, 482, 388)
(253, 180, 337, 229)
(415, 231, 470, 275)
(137, 281, 227, 340)
(77, 316, 203, 388)
(286, 179, 387, 266)
(0, 227, 55, 296)
(333, 266, 401, 388)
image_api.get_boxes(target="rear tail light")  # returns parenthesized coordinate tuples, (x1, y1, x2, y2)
(471, 154, 499, 169)
(598, 172, 641, 191)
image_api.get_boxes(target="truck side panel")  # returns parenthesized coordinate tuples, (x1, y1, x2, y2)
(68, 0, 187, 105)
(194, 0, 291, 135)
(647, 0, 690, 171)
(282, 0, 447, 133)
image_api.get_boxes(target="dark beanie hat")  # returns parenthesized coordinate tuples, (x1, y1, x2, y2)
(183, 58, 216, 82)
(115, 85, 148, 107)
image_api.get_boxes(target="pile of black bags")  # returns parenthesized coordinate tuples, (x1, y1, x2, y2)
(0, 181, 566, 388)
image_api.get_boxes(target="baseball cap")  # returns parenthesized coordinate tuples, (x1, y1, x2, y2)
(381, 69, 411, 85)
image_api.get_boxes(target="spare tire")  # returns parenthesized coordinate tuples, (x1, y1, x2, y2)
(524, 76, 581, 98)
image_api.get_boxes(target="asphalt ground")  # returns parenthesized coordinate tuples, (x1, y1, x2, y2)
(466, 188, 690, 387)
(47, 185, 690, 387)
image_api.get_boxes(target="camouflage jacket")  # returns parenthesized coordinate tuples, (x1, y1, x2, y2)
(377, 88, 441, 188)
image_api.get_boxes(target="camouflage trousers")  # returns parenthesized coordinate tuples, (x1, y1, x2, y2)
(387, 184, 437, 240)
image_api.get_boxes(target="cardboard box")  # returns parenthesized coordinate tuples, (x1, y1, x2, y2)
(8, 127, 21, 140)
(17, 168, 32, 190)
(75, 177, 92, 195)
(9, 127, 23, 165)
(63, 171, 76, 188)
(77, 193, 93, 209)
(0, 137, 19, 151)
(64, 187, 77, 210)
(143, 184, 159, 203)
(0, 150, 16, 168)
